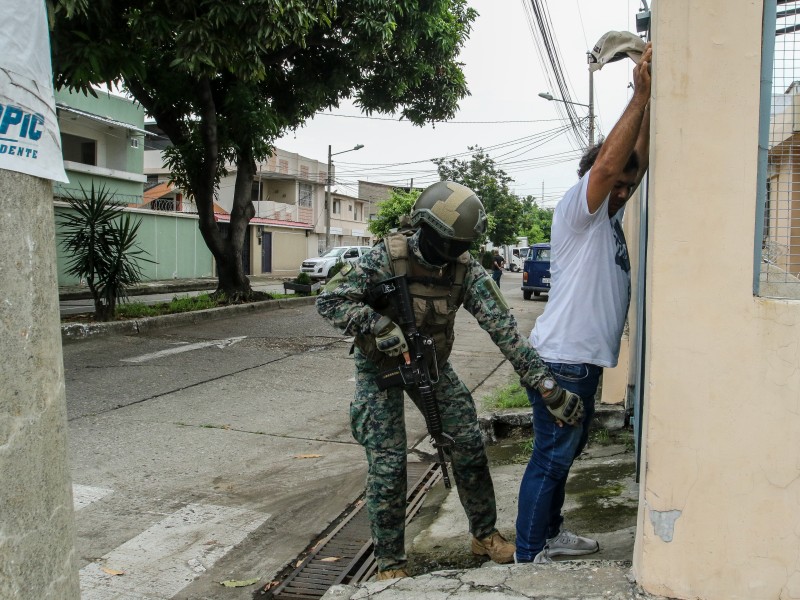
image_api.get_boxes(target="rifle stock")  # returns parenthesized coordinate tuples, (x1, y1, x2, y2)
(373, 275, 454, 488)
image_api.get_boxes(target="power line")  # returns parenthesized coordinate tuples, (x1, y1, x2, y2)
(522, 0, 588, 148)
(312, 112, 570, 125)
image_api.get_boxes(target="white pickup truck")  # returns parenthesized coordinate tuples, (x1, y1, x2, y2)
(300, 245, 371, 280)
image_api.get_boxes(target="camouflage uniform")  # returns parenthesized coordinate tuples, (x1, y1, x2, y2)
(316, 229, 548, 571)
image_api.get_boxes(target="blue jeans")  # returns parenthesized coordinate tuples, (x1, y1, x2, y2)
(515, 362, 602, 561)
(491, 269, 502, 284)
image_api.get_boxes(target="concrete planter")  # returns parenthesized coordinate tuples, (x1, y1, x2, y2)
(283, 281, 321, 294)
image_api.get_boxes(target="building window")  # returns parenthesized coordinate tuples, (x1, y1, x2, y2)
(61, 132, 97, 166)
(251, 181, 261, 202)
(299, 183, 313, 207)
(755, 0, 800, 297)
(333, 199, 341, 214)
(354, 204, 362, 221)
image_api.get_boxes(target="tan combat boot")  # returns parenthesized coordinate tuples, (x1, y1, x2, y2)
(376, 568, 409, 581)
(471, 531, 515, 564)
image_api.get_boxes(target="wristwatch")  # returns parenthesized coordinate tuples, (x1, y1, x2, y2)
(537, 377, 558, 398)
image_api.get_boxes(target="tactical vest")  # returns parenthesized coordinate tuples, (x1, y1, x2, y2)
(356, 231, 469, 370)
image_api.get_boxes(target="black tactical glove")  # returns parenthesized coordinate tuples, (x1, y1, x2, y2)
(371, 315, 409, 357)
(539, 384, 584, 426)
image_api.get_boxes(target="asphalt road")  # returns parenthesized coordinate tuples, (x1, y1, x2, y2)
(62, 271, 546, 599)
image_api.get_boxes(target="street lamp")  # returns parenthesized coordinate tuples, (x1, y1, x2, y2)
(326, 144, 364, 250)
(537, 64, 595, 148)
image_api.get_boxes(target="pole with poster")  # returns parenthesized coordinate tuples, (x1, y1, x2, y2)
(0, 1, 79, 597)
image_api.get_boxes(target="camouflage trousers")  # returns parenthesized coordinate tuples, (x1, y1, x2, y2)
(352, 349, 498, 571)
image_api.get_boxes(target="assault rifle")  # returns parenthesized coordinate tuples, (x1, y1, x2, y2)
(371, 275, 454, 488)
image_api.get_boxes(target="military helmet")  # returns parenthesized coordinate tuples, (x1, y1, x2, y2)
(410, 181, 487, 241)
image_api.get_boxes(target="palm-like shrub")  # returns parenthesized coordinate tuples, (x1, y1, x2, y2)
(58, 184, 151, 321)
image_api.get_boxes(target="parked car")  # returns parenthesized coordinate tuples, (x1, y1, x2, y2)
(521, 243, 551, 299)
(300, 246, 371, 280)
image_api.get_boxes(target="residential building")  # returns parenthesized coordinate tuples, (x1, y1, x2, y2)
(53, 90, 213, 283)
(764, 80, 800, 283)
(145, 136, 377, 276)
(358, 180, 424, 222)
(323, 190, 374, 254)
(54, 88, 147, 206)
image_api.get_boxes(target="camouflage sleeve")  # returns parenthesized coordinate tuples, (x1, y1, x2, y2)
(461, 258, 550, 384)
(315, 244, 392, 336)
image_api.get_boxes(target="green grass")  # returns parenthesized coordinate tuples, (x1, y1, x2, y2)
(484, 382, 529, 410)
(116, 293, 219, 318)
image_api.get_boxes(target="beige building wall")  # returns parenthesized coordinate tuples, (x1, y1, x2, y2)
(269, 227, 309, 276)
(633, 2, 800, 599)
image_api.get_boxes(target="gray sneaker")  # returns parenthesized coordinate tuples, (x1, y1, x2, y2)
(533, 546, 553, 563)
(513, 546, 553, 564)
(545, 530, 599, 556)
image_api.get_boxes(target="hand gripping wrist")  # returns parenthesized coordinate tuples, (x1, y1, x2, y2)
(371, 315, 409, 357)
(540, 385, 585, 426)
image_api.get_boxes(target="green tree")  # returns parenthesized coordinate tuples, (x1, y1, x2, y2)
(519, 195, 553, 243)
(52, 0, 477, 299)
(368, 189, 420, 239)
(58, 184, 151, 321)
(432, 147, 522, 246)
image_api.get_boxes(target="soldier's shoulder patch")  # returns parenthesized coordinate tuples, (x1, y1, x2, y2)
(476, 275, 509, 313)
(323, 262, 355, 292)
(339, 262, 355, 277)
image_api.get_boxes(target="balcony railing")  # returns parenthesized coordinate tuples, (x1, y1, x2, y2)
(252, 200, 313, 224)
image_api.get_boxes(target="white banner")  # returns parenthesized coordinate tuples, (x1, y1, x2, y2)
(0, 0, 68, 182)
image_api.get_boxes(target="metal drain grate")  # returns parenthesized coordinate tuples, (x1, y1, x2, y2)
(271, 461, 442, 599)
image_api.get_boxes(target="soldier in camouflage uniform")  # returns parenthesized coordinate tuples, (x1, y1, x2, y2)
(316, 181, 583, 580)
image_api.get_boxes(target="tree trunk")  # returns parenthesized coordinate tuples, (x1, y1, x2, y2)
(196, 155, 257, 301)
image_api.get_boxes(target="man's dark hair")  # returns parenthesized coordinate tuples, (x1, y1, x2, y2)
(577, 141, 639, 178)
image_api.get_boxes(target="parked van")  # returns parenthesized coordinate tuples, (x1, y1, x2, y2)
(521, 243, 551, 299)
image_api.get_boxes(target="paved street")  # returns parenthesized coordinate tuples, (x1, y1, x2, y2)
(63, 271, 546, 599)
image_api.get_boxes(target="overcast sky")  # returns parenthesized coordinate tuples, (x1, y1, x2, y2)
(275, 0, 646, 207)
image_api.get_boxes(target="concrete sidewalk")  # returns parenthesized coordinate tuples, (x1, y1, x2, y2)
(60, 275, 303, 341)
(319, 359, 665, 599)
(58, 274, 289, 301)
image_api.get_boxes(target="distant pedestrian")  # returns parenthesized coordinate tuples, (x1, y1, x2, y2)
(491, 249, 505, 285)
(515, 43, 652, 564)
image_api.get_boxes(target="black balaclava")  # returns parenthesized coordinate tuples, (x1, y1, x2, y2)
(418, 225, 473, 264)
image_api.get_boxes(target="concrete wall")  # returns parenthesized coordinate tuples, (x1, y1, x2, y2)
(0, 170, 79, 598)
(632, 2, 800, 598)
(54, 204, 214, 284)
(270, 227, 309, 276)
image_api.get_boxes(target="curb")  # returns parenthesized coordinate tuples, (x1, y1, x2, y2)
(59, 280, 220, 301)
(478, 404, 626, 444)
(61, 295, 318, 342)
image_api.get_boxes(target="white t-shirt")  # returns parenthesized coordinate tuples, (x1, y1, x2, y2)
(530, 170, 631, 368)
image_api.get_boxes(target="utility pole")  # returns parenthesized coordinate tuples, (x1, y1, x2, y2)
(325, 144, 364, 251)
(325, 144, 332, 251)
(1, 2, 80, 597)
(537, 91, 593, 149)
